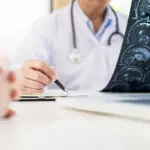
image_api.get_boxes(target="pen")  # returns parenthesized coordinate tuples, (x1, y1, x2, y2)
(32, 68, 68, 93)
(55, 80, 69, 93)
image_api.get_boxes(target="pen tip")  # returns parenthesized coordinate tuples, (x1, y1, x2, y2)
(65, 90, 69, 93)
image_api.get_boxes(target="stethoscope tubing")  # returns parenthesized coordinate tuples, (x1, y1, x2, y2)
(70, 0, 124, 47)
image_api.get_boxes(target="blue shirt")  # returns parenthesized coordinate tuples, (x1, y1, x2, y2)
(75, 0, 113, 41)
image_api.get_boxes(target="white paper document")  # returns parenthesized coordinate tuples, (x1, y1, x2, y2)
(57, 93, 150, 122)
(42, 89, 93, 97)
(21, 89, 93, 98)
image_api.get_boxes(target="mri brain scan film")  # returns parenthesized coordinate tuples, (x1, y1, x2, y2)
(103, 0, 150, 92)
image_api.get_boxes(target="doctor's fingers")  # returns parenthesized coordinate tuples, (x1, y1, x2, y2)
(23, 68, 52, 85)
(21, 86, 43, 94)
(22, 78, 45, 90)
(24, 60, 57, 81)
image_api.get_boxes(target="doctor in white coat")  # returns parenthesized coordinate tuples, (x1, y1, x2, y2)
(12, 0, 128, 94)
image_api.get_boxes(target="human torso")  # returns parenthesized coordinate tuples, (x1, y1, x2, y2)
(49, 5, 128, 90)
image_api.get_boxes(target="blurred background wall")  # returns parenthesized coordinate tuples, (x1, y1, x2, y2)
(0, 0, 131, 58)
(54, 0, 70, 9)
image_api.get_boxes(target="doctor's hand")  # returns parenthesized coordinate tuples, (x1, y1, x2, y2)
(19, 60, 57, 94)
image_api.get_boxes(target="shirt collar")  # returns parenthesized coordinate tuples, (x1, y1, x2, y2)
(74, 0, 89, 23)
(74, 0, 115, 32)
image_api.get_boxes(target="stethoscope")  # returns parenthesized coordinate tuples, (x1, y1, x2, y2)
(69, 0, 124, 64)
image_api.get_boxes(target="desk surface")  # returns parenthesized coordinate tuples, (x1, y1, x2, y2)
(0, 101, 150, 150)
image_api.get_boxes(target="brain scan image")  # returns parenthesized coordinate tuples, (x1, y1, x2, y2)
(121, 46, 150, 69)
(144, 71, 150, 83)
(114, 67, 144, 84)
(134, 0, 150, 21)
(102, 0, 150, 92)
(110, 83, 131, 92)
(127, 22, 150, 45)
(138, 0, 150, 20)
(137, 84, 150, 92)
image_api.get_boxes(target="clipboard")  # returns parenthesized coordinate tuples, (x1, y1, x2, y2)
(18, 90, 68, 101)
(18, 90, 90, 102)
(19, 96, 56, 102)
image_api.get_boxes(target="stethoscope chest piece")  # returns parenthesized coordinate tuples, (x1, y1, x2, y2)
(69, 48, 83, 64)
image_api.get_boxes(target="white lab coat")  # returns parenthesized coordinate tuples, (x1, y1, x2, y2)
(11, 2, 128, 91)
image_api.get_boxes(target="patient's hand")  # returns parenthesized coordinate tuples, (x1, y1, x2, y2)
(0, 68, 18, 119)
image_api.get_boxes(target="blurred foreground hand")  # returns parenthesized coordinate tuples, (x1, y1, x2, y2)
(0, 68, 18, 119)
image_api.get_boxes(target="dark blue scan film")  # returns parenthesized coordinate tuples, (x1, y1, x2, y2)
(103, 0, 150, 92)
